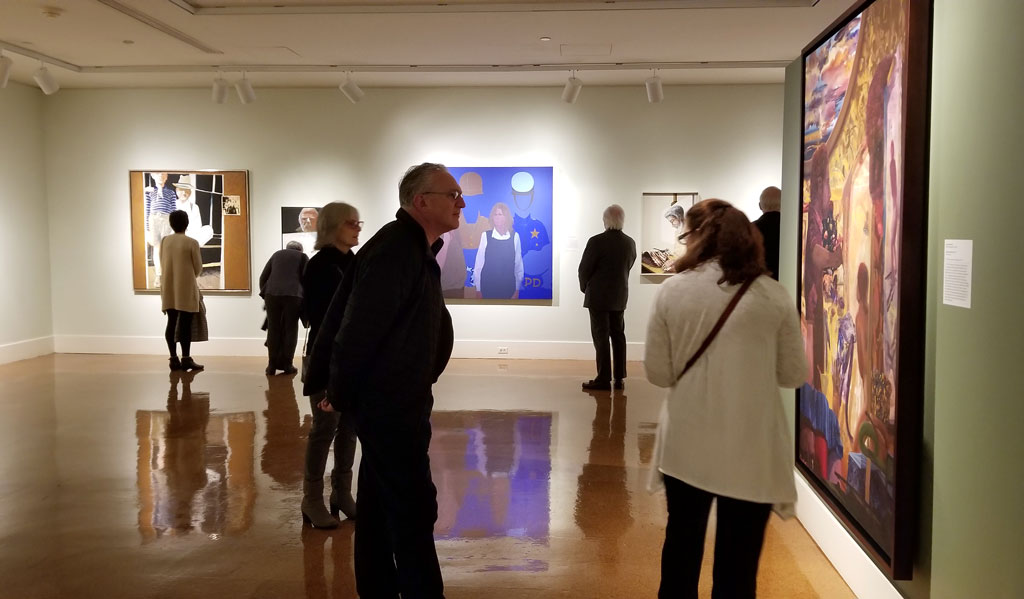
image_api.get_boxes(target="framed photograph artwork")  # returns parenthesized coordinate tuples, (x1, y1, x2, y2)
(130, 170, 251, 293)
(639, 192, 699, 276)
(281, 206, 319, 258)
(441, 167, 553, 303)
(796, 0, 931, 579)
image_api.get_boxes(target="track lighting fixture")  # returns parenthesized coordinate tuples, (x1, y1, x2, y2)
(235, 72, 256, 104)
(33, 63, 59, 95)
(645, 70, 664, 104)
(339, 73, 364, 103)
(0, 52, 12, 89)
(211, 74, 229, 104)
(561, 71, 582, 104)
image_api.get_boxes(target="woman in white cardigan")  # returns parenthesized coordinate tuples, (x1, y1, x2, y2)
(160, 210, 204, 372)
(645, 199, 806, 599)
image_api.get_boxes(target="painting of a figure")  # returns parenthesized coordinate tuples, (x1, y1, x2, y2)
(280, 206, 319, 258)
(639, 192, 699, 275)
(440, 167, 553, 302)
(798, 0, 930, 579)
(131, 170, 251, 293)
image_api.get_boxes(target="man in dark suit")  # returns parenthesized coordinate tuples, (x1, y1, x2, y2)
(259, 241, 308, 376)
(753, 186, 781, 280)
(578, 204, 637, 391)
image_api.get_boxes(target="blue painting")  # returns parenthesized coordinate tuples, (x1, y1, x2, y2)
(438, 167, 553, 302)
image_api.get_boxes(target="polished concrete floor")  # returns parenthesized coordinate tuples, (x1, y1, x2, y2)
(0, 354, 854, 598)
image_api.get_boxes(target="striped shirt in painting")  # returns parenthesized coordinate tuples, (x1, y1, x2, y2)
(145, 186, 178, 228)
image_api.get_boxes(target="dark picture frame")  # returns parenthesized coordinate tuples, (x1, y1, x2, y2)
(796, 0, 931, 580)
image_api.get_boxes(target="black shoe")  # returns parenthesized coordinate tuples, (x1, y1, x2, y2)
(614, 380, 625, 390)
(281, 366, 298, 375)
(265, 366, 276, 376)
(169, 356, 182, 371)
(582, 379, 611, 391)
(181, 357, 204, 372)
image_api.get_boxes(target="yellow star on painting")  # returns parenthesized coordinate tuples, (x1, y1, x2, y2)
(531, 229, 539, 239)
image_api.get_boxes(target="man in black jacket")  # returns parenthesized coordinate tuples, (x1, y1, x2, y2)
(753, 186, 781, 280)
(319, 163, 463, 599)
(259, 241, 308, 376)
(578, 204, 637, 391)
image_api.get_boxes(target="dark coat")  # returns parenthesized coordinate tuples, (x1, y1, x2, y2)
(301, 245, 355, 342)
(578, 229, 637, 312)
(311, 209, 453, 432)
(753, 211, 781, 280)
(259, 248, 308, 298)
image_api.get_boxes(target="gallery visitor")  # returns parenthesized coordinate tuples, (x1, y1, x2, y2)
(160, 209, 204, 372)
(753, 185, 782, 280)
(259, 241, 308, 376)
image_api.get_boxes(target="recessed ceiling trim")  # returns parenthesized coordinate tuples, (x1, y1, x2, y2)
(0, 42, 81, 72)
(93, 0, 222, 54)
(186, 1, 817, 16)
(80, 60, 792, 74)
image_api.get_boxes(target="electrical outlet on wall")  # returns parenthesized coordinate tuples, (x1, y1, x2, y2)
(497, 346, 510, 356)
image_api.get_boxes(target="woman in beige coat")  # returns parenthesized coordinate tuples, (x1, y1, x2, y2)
(161, 210, 204, 371)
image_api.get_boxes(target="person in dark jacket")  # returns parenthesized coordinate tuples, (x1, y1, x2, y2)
(578, 204, 637, 391)
(299, 202, 362, 529)
(320, 163, 463, 599)
(753, 186, 781, 280)
(260, 241, 309, 375)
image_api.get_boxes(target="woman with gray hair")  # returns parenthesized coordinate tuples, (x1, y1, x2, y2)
(299, 201, 363, 528)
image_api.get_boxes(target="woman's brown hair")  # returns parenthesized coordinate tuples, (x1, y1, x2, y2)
(670, 198, 766, 285)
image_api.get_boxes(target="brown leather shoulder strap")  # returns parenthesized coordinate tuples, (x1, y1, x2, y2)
(675, 277, 756, 383)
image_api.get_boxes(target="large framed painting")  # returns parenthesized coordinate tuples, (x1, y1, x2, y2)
(130, 170, 251, 293)
(797, 0, 931, 579)
(280, 206, 319, 258)
(639, 192, 699, 276)
(441, 167, 553, 303)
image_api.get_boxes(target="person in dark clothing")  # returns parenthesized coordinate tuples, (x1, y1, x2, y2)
(753, 186, 782, 280)
(473, 202, 524, 299)
(299, 202, 362, 529)
(578, 204, 637, 391)
(320, 163, 463, 599)
(260, 241, 308, 376)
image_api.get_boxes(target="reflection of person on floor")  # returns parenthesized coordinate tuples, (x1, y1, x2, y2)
(645, 199, 807, 598)
(437, 230, 467, 299)
(473, 202, 524, 299)
(260, 241, 309, 376)
(173, 175, 215, 247)
(300, 202, 362, 529)
(575, 391, 632, 562)
(261, 374, 310, 488)
(803, 146, 844, 389)
(146, 172, 177, 282)
(302, 526, 356, 599)
(320, 162, 459, 598)
(163, 370, 208, 532)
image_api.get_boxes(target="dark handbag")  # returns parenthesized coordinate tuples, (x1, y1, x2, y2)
(675, 278, 755, 383)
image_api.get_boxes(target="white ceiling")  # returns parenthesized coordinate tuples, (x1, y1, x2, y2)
(0, 0, 857, 90)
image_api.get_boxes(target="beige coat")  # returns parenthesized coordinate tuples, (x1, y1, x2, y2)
(160, 233, 202, 312)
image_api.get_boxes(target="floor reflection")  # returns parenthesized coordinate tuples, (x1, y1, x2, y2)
(575, 390, 633, 560)
(430, 411, 552, 543)
(136, 371, 256, 541)
(302, 526, 356, 599)
(261, 374, 310, 488)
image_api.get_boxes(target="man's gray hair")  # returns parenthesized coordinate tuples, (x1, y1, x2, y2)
(603, 204, 625, 230)
(285, 240, 304, 252)
(399, 163, 448, 208)
(315, 202, 358, 250)
(759, 186, 782, 212)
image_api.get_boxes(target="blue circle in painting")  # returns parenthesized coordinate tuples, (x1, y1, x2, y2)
(511, 172, 535, 193)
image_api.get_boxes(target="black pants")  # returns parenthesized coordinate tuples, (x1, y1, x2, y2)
(660, 476, 772, 599)
(165, 309, 194, 358)
(588, 309, 626, 382)
(265, 295, 302, 370)
(354, 426, 443, 599)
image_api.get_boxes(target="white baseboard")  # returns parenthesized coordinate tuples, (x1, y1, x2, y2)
(0, 336, 55, 365)
(52, 335, 645, 361)
(795, 472, 902, 599)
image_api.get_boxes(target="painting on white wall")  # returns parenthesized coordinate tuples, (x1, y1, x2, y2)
(280, 207, 319, 258)
(639, 192, 699, 275)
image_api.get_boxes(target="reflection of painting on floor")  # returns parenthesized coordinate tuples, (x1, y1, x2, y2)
(430, 411, 551, 542)
(798, 0, 909, 559)
(639, 192, 698, 275)
(136, 374, 256, 542)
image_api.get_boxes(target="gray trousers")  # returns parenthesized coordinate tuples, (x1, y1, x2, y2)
(304, 391, 357, 484)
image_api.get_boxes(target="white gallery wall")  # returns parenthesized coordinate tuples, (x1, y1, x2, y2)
(0, 82, 54, 363)
(40, 84, 784, 359)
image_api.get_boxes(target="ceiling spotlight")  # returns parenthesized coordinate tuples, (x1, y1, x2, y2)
(33, 64, 59, 95)
(0, 53, 12, 89)
(561, 71, 582, 104)
(339, 73, 364, 104)
(645, 71, 664, 104)
(234, 73, 255, 104)
(212, 75, 228, 104)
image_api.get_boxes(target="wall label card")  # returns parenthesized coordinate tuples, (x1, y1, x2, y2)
(942, 239, 973, 309)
